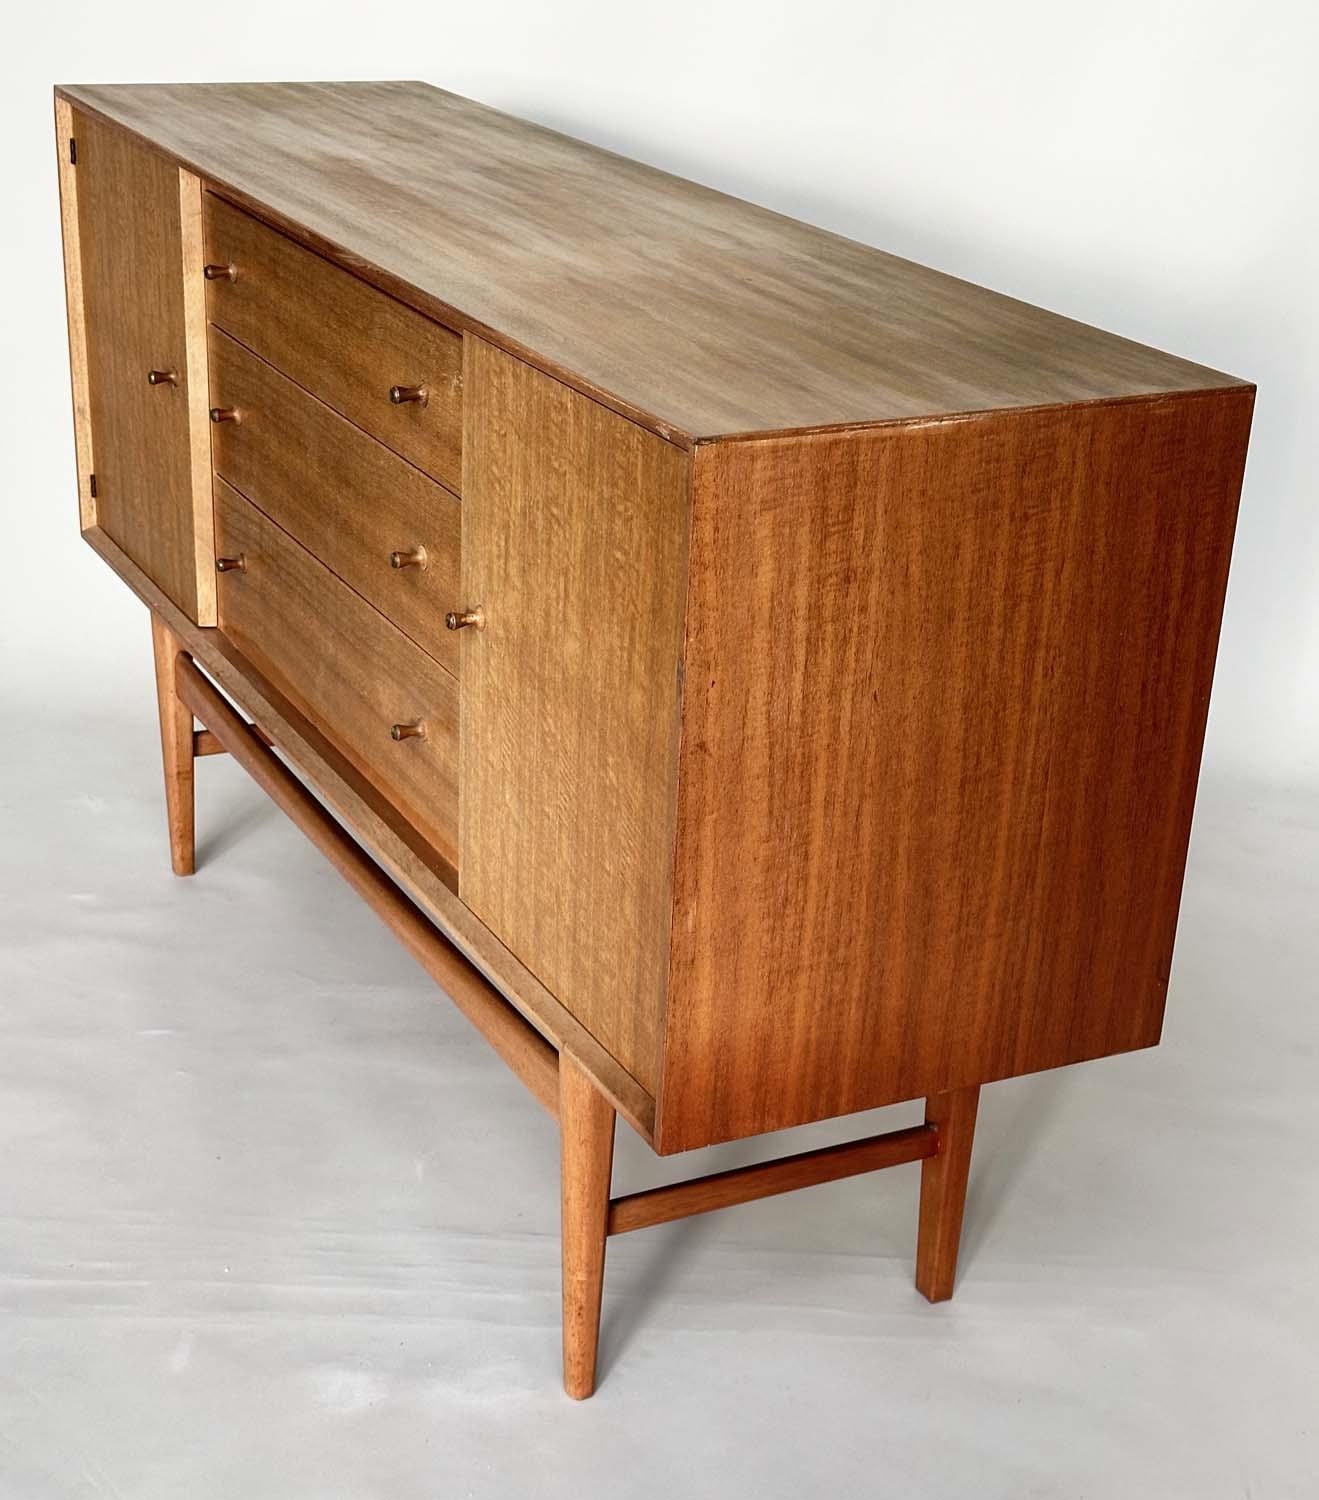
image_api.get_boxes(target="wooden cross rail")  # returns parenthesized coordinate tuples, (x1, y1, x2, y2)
(607, 1123, 939, 1235)
(194, 724, 272, 756)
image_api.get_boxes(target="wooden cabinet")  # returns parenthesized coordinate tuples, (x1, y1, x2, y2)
(54, 81, 1254, 1399)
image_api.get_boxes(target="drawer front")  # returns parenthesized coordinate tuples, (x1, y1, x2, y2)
(209, 330, 461, 674)
(203, 193, 463, 491)
(214, 478, 459, 863)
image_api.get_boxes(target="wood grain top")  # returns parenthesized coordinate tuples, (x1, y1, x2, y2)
(57, 81, 1244, 443)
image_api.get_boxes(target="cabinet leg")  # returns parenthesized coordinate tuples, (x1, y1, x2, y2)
(149, 614, 195, 877)
(560, 1052, 616, 1399)
(915, 1084, 980, 1302)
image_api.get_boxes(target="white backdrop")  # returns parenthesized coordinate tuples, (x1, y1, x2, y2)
(2, 0, 1317, 787)
(3, 10, 1319, 1496)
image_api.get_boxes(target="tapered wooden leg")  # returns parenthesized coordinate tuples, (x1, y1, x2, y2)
(560, 1052, 615, 1399)
(915, 1084, 980, 1302)
(149, 614, 195, 877)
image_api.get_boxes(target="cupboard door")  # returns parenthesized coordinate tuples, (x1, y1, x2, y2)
(459, 339, 689, 1093)
(67, 108, 213, 622)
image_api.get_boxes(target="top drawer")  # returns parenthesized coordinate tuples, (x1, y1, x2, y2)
(202, 194, 463, 491)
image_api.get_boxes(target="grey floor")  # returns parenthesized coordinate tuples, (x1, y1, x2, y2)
(2, 678, 1317, 1499)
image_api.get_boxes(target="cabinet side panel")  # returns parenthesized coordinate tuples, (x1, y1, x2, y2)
(460, 339, 689, 1092)
(73, 108, 211, 621)
(657, 390, 1254, 1152)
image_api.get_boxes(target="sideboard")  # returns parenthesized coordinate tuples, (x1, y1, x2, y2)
(53, 81, 1253, 1397)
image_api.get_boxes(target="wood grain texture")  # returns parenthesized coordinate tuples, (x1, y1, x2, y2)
(213, 479, 460, 863)
(559, 1053, 615, 1400)
(916, 1087, 980, 1302)
(83, 524, 657, 1140)
(57, 83, 1244, 444)
(150, 614, 196, 876)
(608, 1123, 937, 1236)
(203, 191, 463, 489)
(54, 97, 94, 529)
(175, 652, 560, 1117)
(460, 340, 689, 1094)
(208, 329, 461, 672)
(656, 388, 1255, 1152)
(72, 108, 214, 623)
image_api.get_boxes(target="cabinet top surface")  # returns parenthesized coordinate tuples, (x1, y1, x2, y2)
(58, 80, 1244, 442)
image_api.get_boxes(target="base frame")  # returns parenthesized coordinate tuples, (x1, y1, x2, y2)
(155, 620, 981, 1399)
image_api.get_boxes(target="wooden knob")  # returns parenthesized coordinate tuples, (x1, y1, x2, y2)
(445, 607, 485, 631)
(209, 406, 240, 424)
(389, 546, 428, 570)
(147, 369, 178, 387)
(389, 383, 429, 406)
(204, 263, 237, 281)
(215, 554, 246, 573)
(390, 720, 427, 742)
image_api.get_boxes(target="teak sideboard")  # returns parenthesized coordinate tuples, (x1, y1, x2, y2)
(53, 80, 1253, 1398)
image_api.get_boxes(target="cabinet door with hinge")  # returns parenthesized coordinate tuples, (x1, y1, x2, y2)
(458, 338, 690, 1095)
(56, 99, 214, 623)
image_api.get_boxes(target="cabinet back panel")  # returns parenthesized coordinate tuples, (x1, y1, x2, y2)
(460, 340, 689, 1092)
(657, 389, 1254, 1152)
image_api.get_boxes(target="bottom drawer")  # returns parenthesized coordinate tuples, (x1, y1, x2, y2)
(213, 478, 459, 862)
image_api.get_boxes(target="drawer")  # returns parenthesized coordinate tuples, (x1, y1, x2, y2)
(208, 330, 461, 674)
(214, 478, 459, 863)
(203, 193, 462, 491)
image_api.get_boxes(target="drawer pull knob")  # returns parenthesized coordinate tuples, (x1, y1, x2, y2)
(147, 368, 178, 387)
(389, 546, 428, 570)
(204, 262, 237, 282)
(209, 406, 240, 424)
(215, 554, 247, 573)
(445, 606, 485, 631)
(390, 720, 427, 742)
(389, 383, 429, 407)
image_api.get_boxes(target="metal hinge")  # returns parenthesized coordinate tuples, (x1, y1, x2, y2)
(89, 473, 97, 498)
(69, 137, 77, 166)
